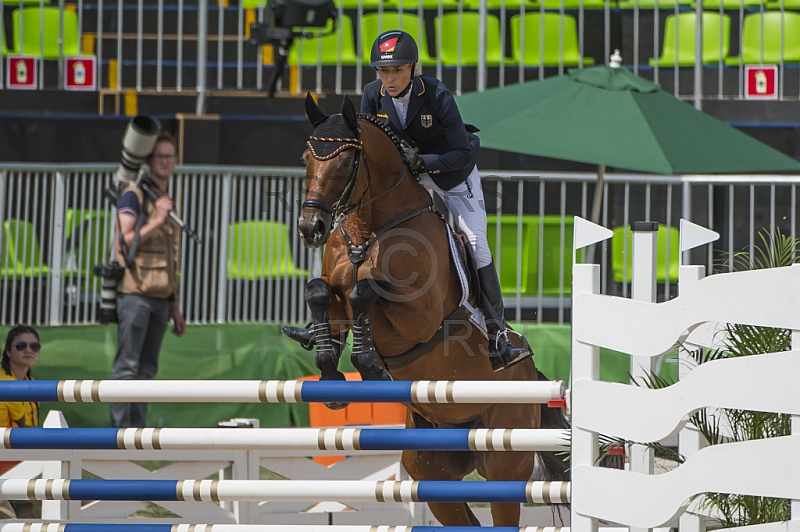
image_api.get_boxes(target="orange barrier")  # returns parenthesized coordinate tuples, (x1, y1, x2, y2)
(301, 372, 407, 466)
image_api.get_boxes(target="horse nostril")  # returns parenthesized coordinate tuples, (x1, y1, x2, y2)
(312, 219, 326, 238)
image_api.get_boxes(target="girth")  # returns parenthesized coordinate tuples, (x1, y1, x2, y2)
(380, 304, 472, 371)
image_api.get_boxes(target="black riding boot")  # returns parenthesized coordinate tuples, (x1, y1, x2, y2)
(282, 323, 316, 351)
(477, 262, 533, 372)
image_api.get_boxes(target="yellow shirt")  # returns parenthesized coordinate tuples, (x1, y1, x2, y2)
(0, 371, 38, 428)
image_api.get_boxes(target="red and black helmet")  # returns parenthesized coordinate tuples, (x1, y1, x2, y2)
(369, 30, 419, 68)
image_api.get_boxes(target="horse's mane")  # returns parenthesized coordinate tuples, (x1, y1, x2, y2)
(308, 112, 405, 162)
(356, 113, 405, 158)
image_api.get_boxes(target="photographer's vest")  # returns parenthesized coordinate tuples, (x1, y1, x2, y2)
(116, 185, 180, 301)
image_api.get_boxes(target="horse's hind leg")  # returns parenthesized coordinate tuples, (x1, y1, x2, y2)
(349, 279, 390, 381)
(401, 413, 481, 526)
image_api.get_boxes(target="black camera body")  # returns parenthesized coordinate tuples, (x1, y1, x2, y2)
(94, 261, 126, 324)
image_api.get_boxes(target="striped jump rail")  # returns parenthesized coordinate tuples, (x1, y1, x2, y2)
(0, 525, 575, 532)
(0, 479, 571, 504)
(0, 380, 566, 404)
(0, 427, 570, 452)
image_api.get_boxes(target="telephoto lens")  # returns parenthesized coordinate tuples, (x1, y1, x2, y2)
(98, 275, 119, 324)
(94, 262, 125, 324)
(115, 115, 161, 188)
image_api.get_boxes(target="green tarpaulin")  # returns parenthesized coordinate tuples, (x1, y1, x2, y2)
(0, 323, 676, 428)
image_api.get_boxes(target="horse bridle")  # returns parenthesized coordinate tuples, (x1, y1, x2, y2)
(301, 126, 413, 221)
(302, 132, 364, 218)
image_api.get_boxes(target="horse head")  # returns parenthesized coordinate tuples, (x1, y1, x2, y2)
(299, 94, 363, 248)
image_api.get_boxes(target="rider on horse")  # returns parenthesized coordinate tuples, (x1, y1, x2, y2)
(287, 29, 532, 372)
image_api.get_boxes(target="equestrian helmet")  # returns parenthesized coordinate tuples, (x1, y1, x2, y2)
(370, 30, 419, 67)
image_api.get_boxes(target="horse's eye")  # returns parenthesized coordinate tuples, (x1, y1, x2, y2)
(342, 158, 353, 168)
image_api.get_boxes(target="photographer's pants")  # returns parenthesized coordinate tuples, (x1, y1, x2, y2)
(110, 293, 170, 428)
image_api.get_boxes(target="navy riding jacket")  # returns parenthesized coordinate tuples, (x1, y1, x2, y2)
(360, 75, 480, 191)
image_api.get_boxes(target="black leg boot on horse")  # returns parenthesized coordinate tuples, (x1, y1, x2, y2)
(284, 278, 351, 409)
(477, 262, 533, 372)
(348, 279, 392, 382)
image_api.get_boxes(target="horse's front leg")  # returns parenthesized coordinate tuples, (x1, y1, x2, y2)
(304, 278, 348, 385)
(349, 279, 391, 381)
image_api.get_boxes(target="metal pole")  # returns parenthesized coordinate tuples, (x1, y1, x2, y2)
(694, 0, 703, 109)
(196, 0, 208, 115)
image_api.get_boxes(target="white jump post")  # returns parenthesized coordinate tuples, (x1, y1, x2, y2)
(677, 219, 720, 532)
(629, 221, 658, 532)
(571, 216, 613, 532)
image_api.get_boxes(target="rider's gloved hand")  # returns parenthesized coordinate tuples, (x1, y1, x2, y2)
(400, 140, 425, 174)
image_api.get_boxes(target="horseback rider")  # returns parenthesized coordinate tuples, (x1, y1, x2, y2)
(288, 30, 532, 372)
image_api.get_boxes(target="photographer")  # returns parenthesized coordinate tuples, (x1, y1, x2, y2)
(109, 131, 186, 429)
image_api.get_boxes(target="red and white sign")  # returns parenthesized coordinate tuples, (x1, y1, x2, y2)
(65, 57, 97, 91)
(745, 65, 778, 100)
(5, 56, 37, 90)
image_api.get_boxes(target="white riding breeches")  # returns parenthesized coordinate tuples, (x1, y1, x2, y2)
(417, 165, 493, 269)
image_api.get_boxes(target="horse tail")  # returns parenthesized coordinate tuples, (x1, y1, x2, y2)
(535, 369, 571, 483)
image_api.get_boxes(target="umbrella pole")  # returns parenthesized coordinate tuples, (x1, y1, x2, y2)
(590, 164, 605, 225)
(585, 165, 606, 263)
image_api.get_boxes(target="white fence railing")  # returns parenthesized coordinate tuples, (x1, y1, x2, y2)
(2, 163, 798, 326)
(570, 219, 800, 532)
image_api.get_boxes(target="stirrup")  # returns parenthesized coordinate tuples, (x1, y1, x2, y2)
(489, 329, 533, 372)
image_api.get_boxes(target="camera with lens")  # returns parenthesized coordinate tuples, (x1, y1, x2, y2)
(94, 261, 126, 324)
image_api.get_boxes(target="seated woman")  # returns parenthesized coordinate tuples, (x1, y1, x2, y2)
(0, 325, 41, 519)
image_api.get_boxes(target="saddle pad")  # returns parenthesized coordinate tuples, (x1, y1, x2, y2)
(447, 229, 488, 339)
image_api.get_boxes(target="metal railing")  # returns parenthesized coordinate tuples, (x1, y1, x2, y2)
(1, 163, 798, 326)
(2, 1, 798, 102)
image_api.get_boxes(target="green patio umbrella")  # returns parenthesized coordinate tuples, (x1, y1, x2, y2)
(457, 65, 800, 176)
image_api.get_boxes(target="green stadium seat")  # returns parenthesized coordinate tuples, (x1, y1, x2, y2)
(617, 0, 691, 9)
(435, 12, 504, 66)
(725, 11, 800, 65)
(360, 11, 434, 65)
(696, 0, 761, 9)
(649, 12, 731, 67)
(486, 215, 574, 297)
(766, 0, 800, 9)
(12, 6, 80, 59)
(537, 0, 612, 9)
(227, 220, 308, 280)
(389, 0, 461, 7)
(336, 0, 387, 7)
(1, 219, 49, 278)
(63, 209, 111, 286)
(611, 225, 679, 284)
(464, 0, 537, 8)
(289, 15, 358, 66)
(510, 13, 595, 66)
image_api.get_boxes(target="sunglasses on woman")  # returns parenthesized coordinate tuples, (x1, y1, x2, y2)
(14, 342, 41, 352)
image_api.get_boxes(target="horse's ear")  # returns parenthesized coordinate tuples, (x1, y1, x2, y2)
(305, 92, 328, 127)
(341, 96, 358, 135)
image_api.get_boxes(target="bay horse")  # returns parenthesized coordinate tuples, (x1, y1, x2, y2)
(291, 94, 568, 527)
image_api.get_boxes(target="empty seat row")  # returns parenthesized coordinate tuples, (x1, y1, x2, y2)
(651, 11, 800, 66)
(290, 11, 594, 67)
